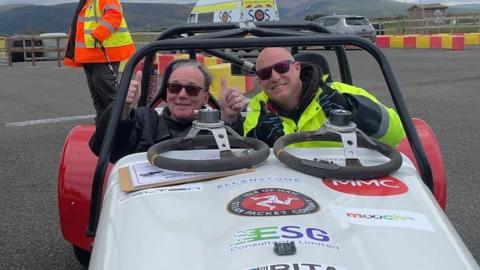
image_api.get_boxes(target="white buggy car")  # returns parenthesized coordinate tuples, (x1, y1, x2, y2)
(58, 22, 479, 269)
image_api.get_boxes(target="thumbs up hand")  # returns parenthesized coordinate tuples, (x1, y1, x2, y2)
(219, 77, 246, 123)
(318, 84, 351, 117)
(122, 70, 142, 120)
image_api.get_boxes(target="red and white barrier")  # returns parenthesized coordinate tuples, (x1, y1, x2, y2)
(430, 35, 442, 49)
(375, 33, 474, 51)
(404, 35, 416, 49)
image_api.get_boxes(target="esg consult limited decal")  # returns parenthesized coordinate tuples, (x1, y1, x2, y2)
(229, 225, 340, 252)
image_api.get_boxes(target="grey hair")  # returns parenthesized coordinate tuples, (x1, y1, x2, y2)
(171, 60, 212, 91)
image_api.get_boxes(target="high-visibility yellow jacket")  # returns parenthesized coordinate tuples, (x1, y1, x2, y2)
(64, 0, 135, 67)
(243, 64, 405, 147)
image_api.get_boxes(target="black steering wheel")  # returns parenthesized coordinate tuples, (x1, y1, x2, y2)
(273, 116, 402, 180)
(147, 135, 269, 172)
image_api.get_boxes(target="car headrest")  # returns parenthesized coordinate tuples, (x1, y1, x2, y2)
(293, 53, 332, 83)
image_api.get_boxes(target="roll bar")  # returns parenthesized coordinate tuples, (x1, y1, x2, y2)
(87, 22, 433, 237)
(139, 21, 353, 106)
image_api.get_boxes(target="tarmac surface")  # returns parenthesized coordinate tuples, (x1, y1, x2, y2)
(1, 47, 479, 269)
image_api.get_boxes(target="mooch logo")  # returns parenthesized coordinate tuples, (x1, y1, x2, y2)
(228, 188, 319, 216)
(331, 206, 436, 232)
(322, 177, 408, 196)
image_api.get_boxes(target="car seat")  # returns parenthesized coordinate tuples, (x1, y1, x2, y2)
(148, 58, 220, 109)
(293, 52, 332, 83)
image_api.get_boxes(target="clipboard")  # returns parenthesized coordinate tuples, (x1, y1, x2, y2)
(118, 162, 254, 192)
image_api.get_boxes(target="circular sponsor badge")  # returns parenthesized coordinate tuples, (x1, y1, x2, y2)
(220, 11, 231, 22)
(254, 9, 265, 21)
(228, 188, 319, 216)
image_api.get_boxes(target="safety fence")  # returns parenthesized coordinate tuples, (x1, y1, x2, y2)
(373, 15, 480, 35)
(375, 33, 480, 50)
(2, 34, 67, 67)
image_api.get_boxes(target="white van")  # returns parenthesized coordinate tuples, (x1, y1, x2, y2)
(188, 0, 280, 24)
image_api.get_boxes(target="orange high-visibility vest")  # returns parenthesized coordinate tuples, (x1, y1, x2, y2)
(64, 0, 135, 66)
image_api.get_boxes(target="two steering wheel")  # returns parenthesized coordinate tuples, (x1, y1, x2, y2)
(147, 109, 402, 179)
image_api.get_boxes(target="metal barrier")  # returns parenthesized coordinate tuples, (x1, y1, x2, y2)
(4, 34, 67, 67)
(373, 15, 480, 35)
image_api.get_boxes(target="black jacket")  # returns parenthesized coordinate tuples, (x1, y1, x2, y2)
(89, 105, 199, 163)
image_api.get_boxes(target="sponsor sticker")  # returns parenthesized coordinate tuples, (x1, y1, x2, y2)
(119, 184, 202, 203)
(216, 177, 300, 190)
(331, 205, 436, 232)
(322, 177, 408, 196)
(229, 225, 340, 252)
(214, 10, 240, 23)
(246, 262, 346, 270)
(228, 188, 319, 216)
(246, 8, 273, 21)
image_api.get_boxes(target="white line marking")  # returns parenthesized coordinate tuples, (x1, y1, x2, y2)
(5, 114, 95, 127)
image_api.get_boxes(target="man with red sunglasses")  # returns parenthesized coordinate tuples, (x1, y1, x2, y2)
(228, 47, 405, 147)
(90, 60, 245, 162)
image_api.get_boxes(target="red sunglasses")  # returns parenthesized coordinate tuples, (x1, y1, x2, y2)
(255, 60, 295, 80)
(166, 83, 204, 96)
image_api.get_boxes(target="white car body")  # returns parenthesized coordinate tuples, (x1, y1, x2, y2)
(89, 148, 479, 270)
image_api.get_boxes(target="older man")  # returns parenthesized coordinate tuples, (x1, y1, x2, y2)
(223, 47, 405, 147)
(90, 60, 246, 162)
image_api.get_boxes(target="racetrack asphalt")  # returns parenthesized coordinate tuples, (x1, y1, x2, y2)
(0, 47, 479, 269)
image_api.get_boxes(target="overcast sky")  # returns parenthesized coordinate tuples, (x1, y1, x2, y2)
(0, 0, 479, 5)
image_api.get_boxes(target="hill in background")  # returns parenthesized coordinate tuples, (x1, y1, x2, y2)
(0, 1, 479, 35)
(278, 0, 408, 19)
(119, 3, 194, 32)
(0, 2, 193, 35)
(278, 0, 480, 19)
(0, 4, 26, 12)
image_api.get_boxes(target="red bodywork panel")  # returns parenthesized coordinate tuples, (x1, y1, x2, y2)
(57, 125, 112, 251)
(396, 118, 447, 209)
(57, 118, 446, 251)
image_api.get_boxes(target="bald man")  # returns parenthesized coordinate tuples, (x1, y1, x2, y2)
(233, 47, 405, 147)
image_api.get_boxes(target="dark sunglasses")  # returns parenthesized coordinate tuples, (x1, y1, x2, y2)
(255, 60, 295, 80)
(166, 83, 204, 96)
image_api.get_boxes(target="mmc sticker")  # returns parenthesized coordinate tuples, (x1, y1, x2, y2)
(247, 262, 346, 270)
(229, 225, 340, 252)
(228, 188, 319, 216)
(331, 205, 436, 232)
(322, 177, 408, 196)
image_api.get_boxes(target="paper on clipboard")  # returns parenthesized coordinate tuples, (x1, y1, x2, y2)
(119, 161, 254, 192)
